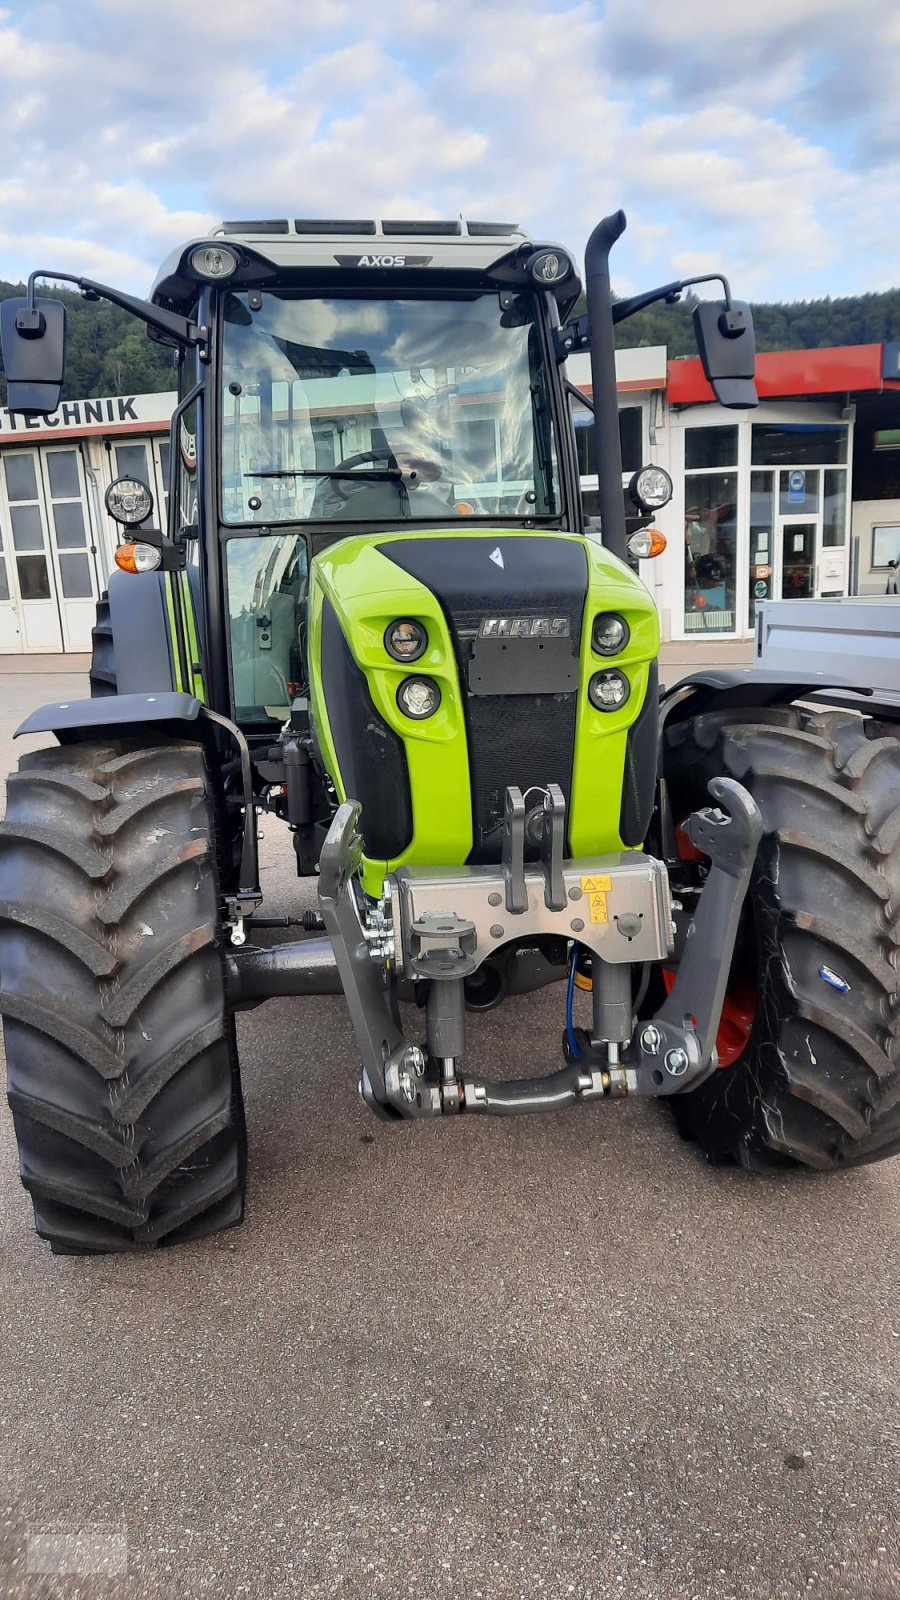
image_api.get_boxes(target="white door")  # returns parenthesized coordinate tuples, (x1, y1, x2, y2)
(40, 446, 102, 651)
(776, 516, 849, 601)
(0, 494, 22, 652)
(0, 449, 64, 652)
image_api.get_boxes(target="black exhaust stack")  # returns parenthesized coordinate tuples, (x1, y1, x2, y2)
(584, 210, 628, 563)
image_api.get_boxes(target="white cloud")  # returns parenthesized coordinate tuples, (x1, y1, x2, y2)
(0, 0, 897, 303)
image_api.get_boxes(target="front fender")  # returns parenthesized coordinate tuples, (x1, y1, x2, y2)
(15, 691, 203, 744)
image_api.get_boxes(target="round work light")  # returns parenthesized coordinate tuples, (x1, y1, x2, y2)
(588, 669, 630, 712)
(591, 613, 630, 656)
(397, 677, 441, 720)
(385, 619, 427, 662)
(105, 476, 153, 526)
(629, 464, 673, 512)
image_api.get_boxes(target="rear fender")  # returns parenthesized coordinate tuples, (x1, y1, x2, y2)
(659, 668, 875, 734)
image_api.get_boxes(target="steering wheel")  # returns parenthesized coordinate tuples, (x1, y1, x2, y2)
(331, 449, 442, 502)
(332, 450, 397, 503)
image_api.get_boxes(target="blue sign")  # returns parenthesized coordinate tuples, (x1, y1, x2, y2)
(788, 469, 806, 505)
(883, 342, 900, 381)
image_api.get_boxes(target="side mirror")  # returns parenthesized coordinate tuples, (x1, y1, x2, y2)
(692, 299, 757, 408)
(1, 296, 68, 415)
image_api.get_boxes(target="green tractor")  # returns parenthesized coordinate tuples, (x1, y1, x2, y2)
(1, 213, 898, 1254)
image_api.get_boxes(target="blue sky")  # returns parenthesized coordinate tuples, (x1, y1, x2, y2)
(1, 0, 897, 304)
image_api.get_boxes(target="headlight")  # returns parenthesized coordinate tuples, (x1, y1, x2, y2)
(629, 464, 673, 512)
(397, 677, 441, 719)
(592, 613, 630, 655)
(190, 244, 239, 279)
(588, 669, 630, 711)
(105, 476, 153, 526)
(529, 249, 572, 285)
(385, 619, 427, 662)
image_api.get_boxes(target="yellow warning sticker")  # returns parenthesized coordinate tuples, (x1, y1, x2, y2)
(589, 891, 608, 924)
(580, 874, 612, 893)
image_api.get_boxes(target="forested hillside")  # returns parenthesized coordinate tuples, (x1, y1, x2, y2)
(2, 274, 900, 405)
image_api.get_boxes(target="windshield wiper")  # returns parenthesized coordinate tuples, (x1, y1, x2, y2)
(244, 468, 401, 482)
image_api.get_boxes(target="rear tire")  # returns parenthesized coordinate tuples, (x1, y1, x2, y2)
(89, 592, 116, 697)
(663, 705, 900, 1172)
(0, 737, 246, 1251)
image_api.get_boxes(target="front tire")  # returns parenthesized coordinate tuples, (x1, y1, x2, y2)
(663, 706, 900, 1172)
(0, 737, 246, 1251)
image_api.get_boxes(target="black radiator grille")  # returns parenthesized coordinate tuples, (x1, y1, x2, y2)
(380, 537, 588, 862)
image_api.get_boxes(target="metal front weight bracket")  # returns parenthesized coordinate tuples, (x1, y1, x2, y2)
(319, 778, 759, 1121)
(630, 776, 762, 1096)
(318, 802, 410, 1120)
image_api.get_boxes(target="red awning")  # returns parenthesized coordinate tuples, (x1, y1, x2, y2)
(667, 344, 900, 405)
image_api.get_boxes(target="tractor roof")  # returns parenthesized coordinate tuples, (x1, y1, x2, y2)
(149, 218, 581, 314)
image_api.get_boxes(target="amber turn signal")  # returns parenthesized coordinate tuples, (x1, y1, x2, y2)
(626, 527, 667, 560)
(114, 541, 161, 574)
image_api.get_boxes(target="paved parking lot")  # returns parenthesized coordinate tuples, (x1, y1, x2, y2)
(0, 668, 898, 1599)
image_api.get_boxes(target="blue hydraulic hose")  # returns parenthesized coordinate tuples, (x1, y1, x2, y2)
(566, 946, 581, 1058)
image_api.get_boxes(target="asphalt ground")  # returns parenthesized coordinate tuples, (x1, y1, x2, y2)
(0, 668, 898, 1600)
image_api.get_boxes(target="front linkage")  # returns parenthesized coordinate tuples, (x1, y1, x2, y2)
(315, 778, 762, 1121)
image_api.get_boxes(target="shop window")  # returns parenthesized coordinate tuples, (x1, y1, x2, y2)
(871, 524, 900, 569)
(873, 430, 900, 451)
(10, 505, 43, 551)
(778, 468, 819, 516)
(52, 502, 86, 549)
(46, 450, 80, 500)
(58, 553, 93, 599)
(822, 470, 847, 547)
(0, 525, 9, 603)
(16, 555, 51, 600)
(751, 423, 847, 466)
(4, 454, 38, 502)
(748, 471, 775, 627)
(685, 425, 738, 470)
(572, 401, 643, 476)
(619, 406, 643, 474)
(684, 471, 738, 633)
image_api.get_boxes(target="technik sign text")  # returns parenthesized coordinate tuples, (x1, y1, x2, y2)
(0, 393, 174, 435)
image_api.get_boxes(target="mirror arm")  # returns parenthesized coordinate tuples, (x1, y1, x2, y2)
(25, 270, 207, 351)
(611, 272, 733, 324)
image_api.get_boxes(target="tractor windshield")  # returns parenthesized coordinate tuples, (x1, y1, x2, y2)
(219, 291, 559, 525)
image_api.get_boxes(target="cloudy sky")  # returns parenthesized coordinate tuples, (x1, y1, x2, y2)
(1, 0, 896, 304)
